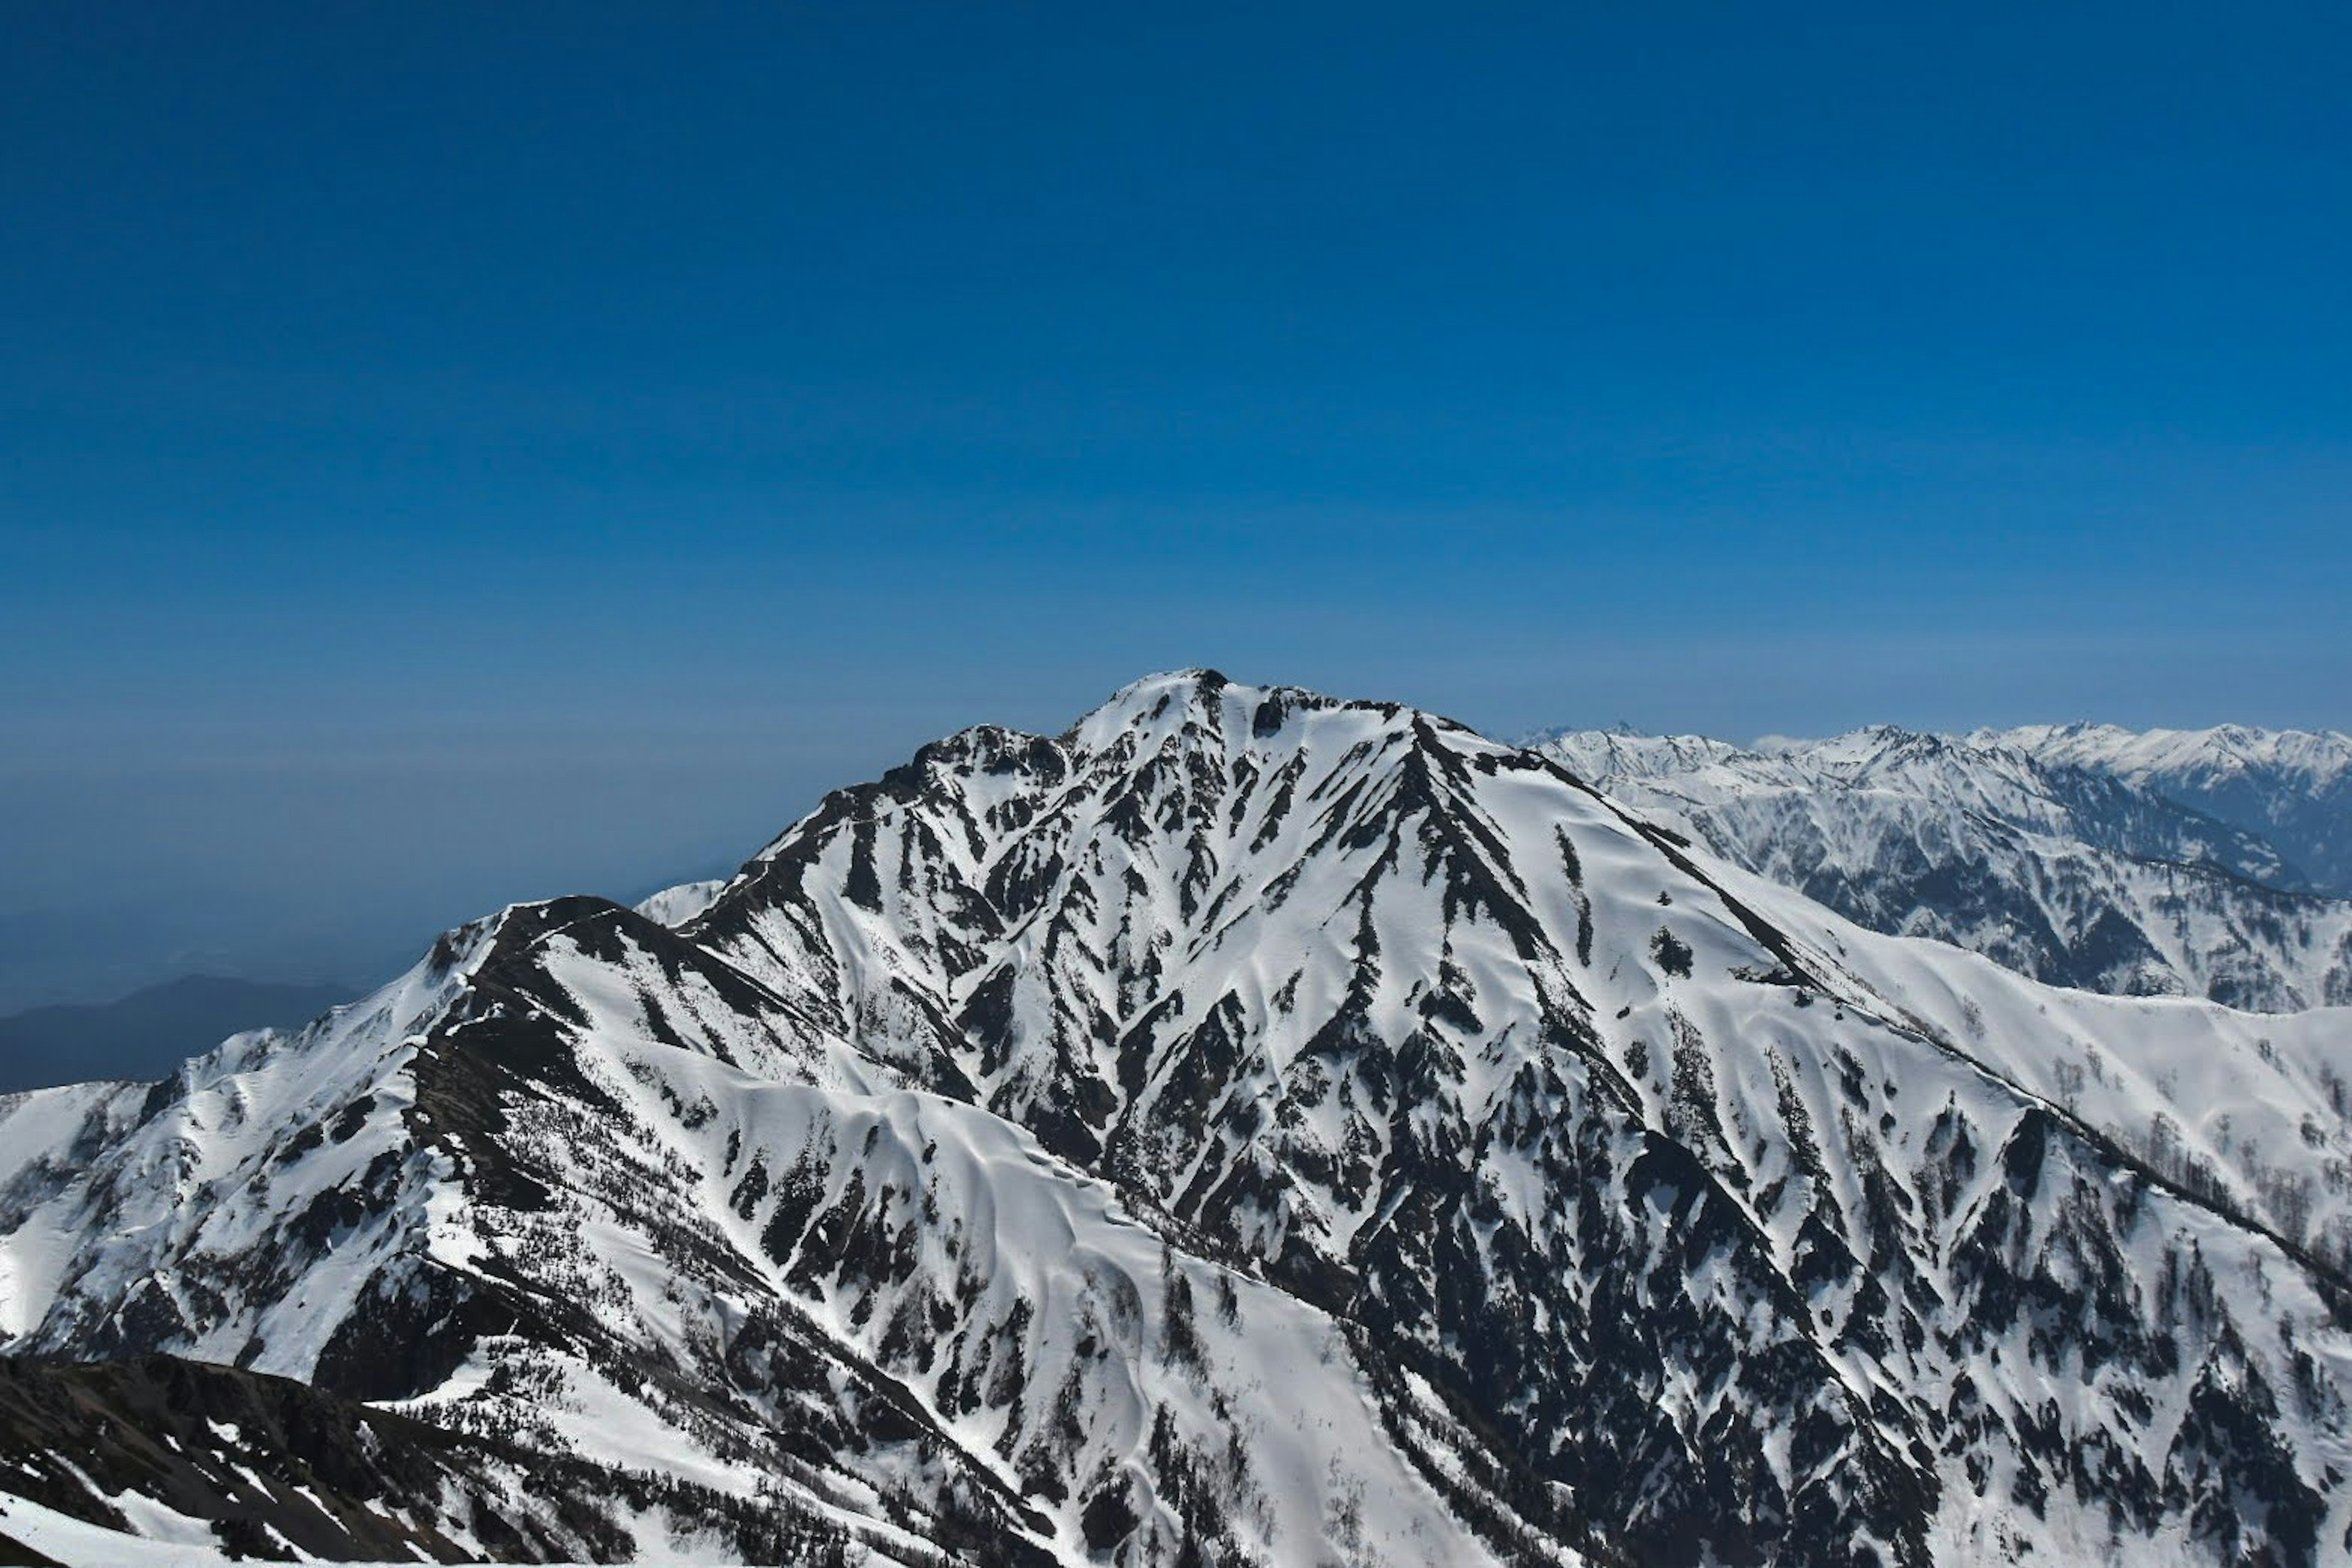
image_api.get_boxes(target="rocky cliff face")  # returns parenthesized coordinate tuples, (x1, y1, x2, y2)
(6, 673, 2351, 1567)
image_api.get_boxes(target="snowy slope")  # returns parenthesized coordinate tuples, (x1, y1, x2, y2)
(1534, 725, 2352, 1011)
(4, 673, 2351, 1567)
(636, 878, 728, 929)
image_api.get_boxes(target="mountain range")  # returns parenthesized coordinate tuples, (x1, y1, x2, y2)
(4, 673, 2350, 1567)
(1532, 723, 2352, 1012)
(1983, 723, 2352, 897)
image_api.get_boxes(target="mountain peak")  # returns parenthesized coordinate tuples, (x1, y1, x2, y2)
(1095, 665, 1234, 707)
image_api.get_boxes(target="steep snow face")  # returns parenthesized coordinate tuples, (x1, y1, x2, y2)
(1983, 722, 2352, 897)
(1535, 725, 2352, 1011)
(7, 672, 2352, 1568)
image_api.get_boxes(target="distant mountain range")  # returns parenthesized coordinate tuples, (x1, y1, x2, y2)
(6, 674, 2351, 1566)
(1531, 722, 2352, 1011)
(0, 976, 355, 1095)
(1983, 722, 2352, 895)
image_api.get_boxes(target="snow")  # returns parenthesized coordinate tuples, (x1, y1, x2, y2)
(0, 1493, 236, 1568)
(636, 878, 729, 929)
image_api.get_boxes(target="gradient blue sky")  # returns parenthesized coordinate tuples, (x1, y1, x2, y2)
(6, 3, 2350, 1006)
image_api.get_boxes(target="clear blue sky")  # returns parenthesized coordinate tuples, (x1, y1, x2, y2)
(4, 3, 2349, 1006)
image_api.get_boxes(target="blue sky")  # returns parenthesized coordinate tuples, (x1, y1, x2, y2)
(4, 3, 2349, 1006)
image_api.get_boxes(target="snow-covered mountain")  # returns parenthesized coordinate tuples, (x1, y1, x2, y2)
(7, 673, 2352, 1567)
(1533, 725, 2352, 1012)
(1982, 723, 2352, 897)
